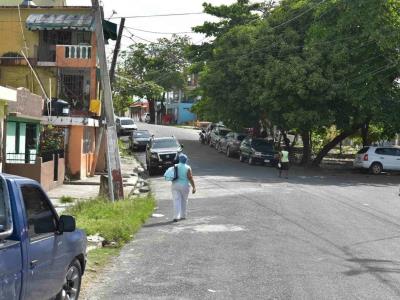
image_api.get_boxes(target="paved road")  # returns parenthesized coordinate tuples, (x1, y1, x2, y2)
(88, 123, 400, 300)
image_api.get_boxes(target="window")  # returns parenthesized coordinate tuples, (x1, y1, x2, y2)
(357, 147, 369, 154)
(21, 185, 57, 239)
(375, 148, 397, 156)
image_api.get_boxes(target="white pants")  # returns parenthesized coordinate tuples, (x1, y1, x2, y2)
(172, 183, 190, 219)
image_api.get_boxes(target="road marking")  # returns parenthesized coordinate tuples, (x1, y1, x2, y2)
(208, 289, 217, 293)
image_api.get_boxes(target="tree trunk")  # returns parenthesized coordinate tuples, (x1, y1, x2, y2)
(301, 131, 311, 165)
(312, 127, 361, 166)
(148, 99, 155, 124)
(361, 121, 369, 147)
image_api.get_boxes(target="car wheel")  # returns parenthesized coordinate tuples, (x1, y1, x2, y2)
(370, 162, 383, 175)
(248, 156, 255, 165)
(55, 259, 82, 300)
(239, 153, 245, 162)
(226, 147, 231, 157)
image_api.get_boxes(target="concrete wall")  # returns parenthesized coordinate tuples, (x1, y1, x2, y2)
(8, 87, 44, 118)
(4, 156, 65, 191)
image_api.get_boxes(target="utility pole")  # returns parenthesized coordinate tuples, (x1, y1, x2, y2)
(92, 0, 124, 200)
(90, 17, 125, 177)
(109, 17, 125, 89)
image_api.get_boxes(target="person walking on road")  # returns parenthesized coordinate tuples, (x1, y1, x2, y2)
(279, 147, 290, 179)
(172, 154, 196, 222)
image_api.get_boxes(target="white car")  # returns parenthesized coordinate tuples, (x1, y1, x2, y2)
(116, 117, 137, 135)
(353, 146, 400, 174)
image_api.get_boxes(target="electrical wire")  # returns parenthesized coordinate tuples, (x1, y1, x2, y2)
(109, 12, 204, 19)
(124, 26, 194, 35)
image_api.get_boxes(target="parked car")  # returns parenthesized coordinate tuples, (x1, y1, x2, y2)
(209, 127, 231, 148)
(129, 130, 152, 151)
(0, 174, 86, 300)
(205, 122, 225, 144)
(146, 137, 183, 175)
(239, 137, 278, 166)
(144, 113, 151, 123)
(353, 146, 400, 174)
(217, 132, 247, 157)
(116, 117, 137, 135)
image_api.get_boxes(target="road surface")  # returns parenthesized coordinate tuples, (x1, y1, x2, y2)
(87, 123, 400, 300)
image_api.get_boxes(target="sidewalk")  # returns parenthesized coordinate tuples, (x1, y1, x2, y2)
(48, 154, 143, 214)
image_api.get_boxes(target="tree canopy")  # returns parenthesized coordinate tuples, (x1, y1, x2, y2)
(195, 0, 400, 165)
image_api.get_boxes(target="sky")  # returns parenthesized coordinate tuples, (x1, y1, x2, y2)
(67, 0, 237, 51)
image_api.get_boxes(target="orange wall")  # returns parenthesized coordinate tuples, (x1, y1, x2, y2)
(68, 126, 83, 178)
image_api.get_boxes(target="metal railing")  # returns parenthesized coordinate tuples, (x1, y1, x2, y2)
(64, 45, 92, 59)
(6, 152, 37, 164)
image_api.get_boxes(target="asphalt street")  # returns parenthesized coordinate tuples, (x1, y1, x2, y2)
(87, 123, 400, 300)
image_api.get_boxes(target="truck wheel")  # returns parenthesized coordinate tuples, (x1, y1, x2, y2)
(56, 259, 82, 300)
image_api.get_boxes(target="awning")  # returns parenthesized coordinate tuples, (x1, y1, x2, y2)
(26, 14, 94, 31)
(103, 20, 117, 41)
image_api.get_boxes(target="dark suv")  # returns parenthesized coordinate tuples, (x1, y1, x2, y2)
(146, 137, 182, 175)
(239, 137, 278, 166)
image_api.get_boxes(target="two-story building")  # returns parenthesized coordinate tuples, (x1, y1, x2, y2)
(0, 0, 116, 179)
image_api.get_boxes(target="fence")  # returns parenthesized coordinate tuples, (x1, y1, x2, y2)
(4, 150, 65, 191)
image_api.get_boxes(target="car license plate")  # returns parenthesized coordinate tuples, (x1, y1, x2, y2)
(264, 159, 270, 163)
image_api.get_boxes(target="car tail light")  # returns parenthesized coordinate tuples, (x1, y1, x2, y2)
(363, 154, 368, 161)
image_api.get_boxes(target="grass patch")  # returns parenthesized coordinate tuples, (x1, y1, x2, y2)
(67, 195, 155, 247)
(60, 195, 74, 203)
(86, 247, 121, 271)
(118, 139, 129, 157)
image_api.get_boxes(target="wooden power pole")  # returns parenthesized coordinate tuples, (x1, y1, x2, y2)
(92, 0, 124, 200)
(109, 17, 125, 89)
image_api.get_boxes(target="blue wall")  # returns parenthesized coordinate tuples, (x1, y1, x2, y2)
(178, 103, 196, 124)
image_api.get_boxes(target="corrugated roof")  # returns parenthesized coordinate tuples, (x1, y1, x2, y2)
(26, 13, 94, 31)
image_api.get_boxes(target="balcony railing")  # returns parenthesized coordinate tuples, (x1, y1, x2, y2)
(64, 45, 92, 59)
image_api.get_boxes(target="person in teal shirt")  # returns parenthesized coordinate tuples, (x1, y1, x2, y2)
(171, 154, 196, 222)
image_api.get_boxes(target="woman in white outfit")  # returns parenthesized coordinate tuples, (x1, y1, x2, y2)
(172, 154, 196, 222)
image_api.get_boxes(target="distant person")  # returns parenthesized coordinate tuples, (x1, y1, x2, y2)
(279, 147, 290, 179)
(171, 154, 196, 222)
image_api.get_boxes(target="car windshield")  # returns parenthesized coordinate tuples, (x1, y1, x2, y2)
(237, 135, 246, 141)
(153, 139, 179, 148)
(252, 140, 273, 152)
(133, 131, 151, 138)
(121, 119, 134, 125)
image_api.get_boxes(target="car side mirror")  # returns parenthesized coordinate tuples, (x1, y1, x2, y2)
(180, 144, 184, 149)
(58, 215, 76, 233)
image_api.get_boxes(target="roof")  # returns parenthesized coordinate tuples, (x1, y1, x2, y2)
(26, 13, 94, 31)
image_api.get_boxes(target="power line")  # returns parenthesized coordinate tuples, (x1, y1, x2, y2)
(124, 26, 194, 35)
(109, 12, 204, 19)
(271, 0, 327, 30)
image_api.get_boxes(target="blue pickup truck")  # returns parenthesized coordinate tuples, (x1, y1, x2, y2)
(0, 174, 86, 300)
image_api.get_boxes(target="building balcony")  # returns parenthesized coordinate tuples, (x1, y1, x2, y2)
(56, 45, 96, 68)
